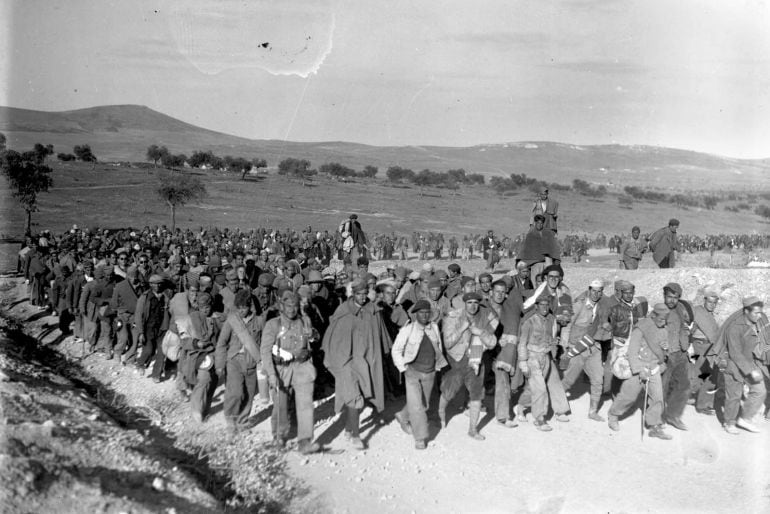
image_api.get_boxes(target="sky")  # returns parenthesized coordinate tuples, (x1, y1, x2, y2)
(2, 0, 770, 158)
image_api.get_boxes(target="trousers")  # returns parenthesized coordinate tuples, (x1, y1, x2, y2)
(662, 351, 690, 420)
(224, 354, 257, 426)
(723, 368, 767, 424)
(528, 355, 569, 421)
(399, 367, 435, 442)
(271, 360, 316, 441)
(561, 347, 604, 406)
(609, 374, 663, 426)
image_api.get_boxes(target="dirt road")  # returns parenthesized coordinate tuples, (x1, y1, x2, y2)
(2, 259, 769, 513)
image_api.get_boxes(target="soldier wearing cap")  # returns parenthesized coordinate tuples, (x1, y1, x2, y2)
(532, 185, 559, 233)
(261, 291, 321, 453)
(478, 272, 493, 303)
(134, 274, 170, 380)
(252, 272, 276, 316)
(690, 286, 721, 415)
(215, 289, 265, 432)
(322, 278, 389, 450)
(561, 278, 607, 421)
(649, 219, 680, 268)
(392, 299, 448, 449)
(426, 277, 450, 324)
(517, 292, 570, 431)
(620, 226, 646, 270)
(722, 297, 768, 434)
(660, 282, 692, 431)
(607, 304, 673, 440)
(218, 268, 241, 315)
(439, 291, 499, 440)
(451, 276, 477, 310)
(181, 292, 222, 422)
(605, 280, 644, 394)
(111, 266, 142, 363)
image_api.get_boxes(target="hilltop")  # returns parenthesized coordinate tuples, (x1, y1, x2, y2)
(2, 105, 769, 191)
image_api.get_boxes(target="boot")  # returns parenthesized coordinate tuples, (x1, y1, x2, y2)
(648, 425, 672, 440)
(298, 439, 321, 454)
(467, 401, 485, 440)
(607, 414, 620, 432)
(438, 395, 449, 429)
(588, 401, 605, 422)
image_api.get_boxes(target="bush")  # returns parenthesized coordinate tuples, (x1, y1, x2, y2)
(57, 152, 76, 161)
(755, 205, 770, 220)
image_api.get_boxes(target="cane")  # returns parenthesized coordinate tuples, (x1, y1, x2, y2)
(641, 377, 649, 442)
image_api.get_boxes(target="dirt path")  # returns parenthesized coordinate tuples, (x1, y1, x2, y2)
(2, 259, 769, 513)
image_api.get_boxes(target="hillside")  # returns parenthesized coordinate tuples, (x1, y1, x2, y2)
(1, 104, 769, 191)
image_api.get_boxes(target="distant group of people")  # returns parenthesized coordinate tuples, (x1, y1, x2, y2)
(16, 210, 770, 453)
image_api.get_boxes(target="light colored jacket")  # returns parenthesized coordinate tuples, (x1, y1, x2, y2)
(392, 321, 447, 373)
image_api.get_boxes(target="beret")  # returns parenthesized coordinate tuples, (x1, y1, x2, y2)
(411, 299, 432, 313)
(668, 218, 680, 226)
(460, 276, 475, 287)
(589, 279, 604, 289)
(542, 264, 563, 277)
(478, 272, 492, 282)
(652, 303, 669, 316)
(351, 279, 368, 293)
(149, 274, 164, 284)
(663, 282, 683, 296)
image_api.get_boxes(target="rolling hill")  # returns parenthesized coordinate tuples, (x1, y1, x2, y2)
(1, 104, 768, 191)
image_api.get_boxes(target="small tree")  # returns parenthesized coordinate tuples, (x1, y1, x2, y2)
(146, 144, 169, 168)
(156, 171, 207, 231)
(1, 149, 54, 233)
(278, 158, 315, 185)
(361, 165, 378, 178)
(73, 144, 97, 163)
(0, 132, 6, 152)
(57, 152, 76, 161)
(249, 158, 267, 179)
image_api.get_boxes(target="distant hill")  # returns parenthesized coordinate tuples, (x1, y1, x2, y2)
(1, 104, 768, 191)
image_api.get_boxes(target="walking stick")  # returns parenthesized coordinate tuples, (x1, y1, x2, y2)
(641, 377, 649, 442)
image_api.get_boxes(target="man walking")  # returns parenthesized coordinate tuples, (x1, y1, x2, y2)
(620, 226, 646, 270)
(392, 300, 447, 449)
(649, 219, 680, 268)
(261, 291, 321, 453)
(660, 283, 692, 431)
(607, 304, 673, 440)
(722, 297, 768, 434)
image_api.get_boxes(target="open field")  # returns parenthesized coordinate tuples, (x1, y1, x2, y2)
(2, 161, 769, 243)
(2, 105, 769, 192)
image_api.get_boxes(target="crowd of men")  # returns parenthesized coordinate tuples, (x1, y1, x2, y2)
(16, 213, 770, 454)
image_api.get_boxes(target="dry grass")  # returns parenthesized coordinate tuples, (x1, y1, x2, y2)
(2, 161, 767, 243)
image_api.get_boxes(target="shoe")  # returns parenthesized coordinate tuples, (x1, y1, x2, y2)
(151, 376, 161, 383)
(554, 413, 570, 423)
(696, 408, 716, 416)
(534, 419, 553, 432)
(648, 425, 673, 440)
(394, 412, 412, 435)
(724, 424, 739, 435)
(349, 436, 366, 450)
(273, 436, 287, 448)
(135, 366, 145, 377)
(467, 430, 486, 441)
(608, 415, 620, 432)
(666, 417, 688, 431)
(178, 390, 191, 403)
(588, 411, 606, 422)
(737, 417, 761, 433)
(414, 440, 427, 450)
(514, 405, 528, 423)
(298, 440, 321, 454)
(497, 418, 518, 428)
(105, 352, 114, 361)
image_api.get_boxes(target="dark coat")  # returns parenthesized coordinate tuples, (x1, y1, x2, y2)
(322, 298, 390, 413)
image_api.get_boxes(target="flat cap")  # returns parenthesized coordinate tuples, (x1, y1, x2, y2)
(652, 303, 669, 316)
(411, 299, 432, 313)
(743, 296, 763, 308)
(663, 282, 683, 296)
(463, 292, 483, 302)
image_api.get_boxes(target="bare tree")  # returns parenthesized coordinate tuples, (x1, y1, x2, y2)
(156, 170, 207, 231)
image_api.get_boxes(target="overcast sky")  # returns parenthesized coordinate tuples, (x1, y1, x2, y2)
(2, 0, 769, 158)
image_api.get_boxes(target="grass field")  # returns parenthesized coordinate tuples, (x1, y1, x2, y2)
(1, 161, 769, 242)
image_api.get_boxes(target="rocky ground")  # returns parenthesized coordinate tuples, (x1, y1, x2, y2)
(2, 253, 770, 513)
